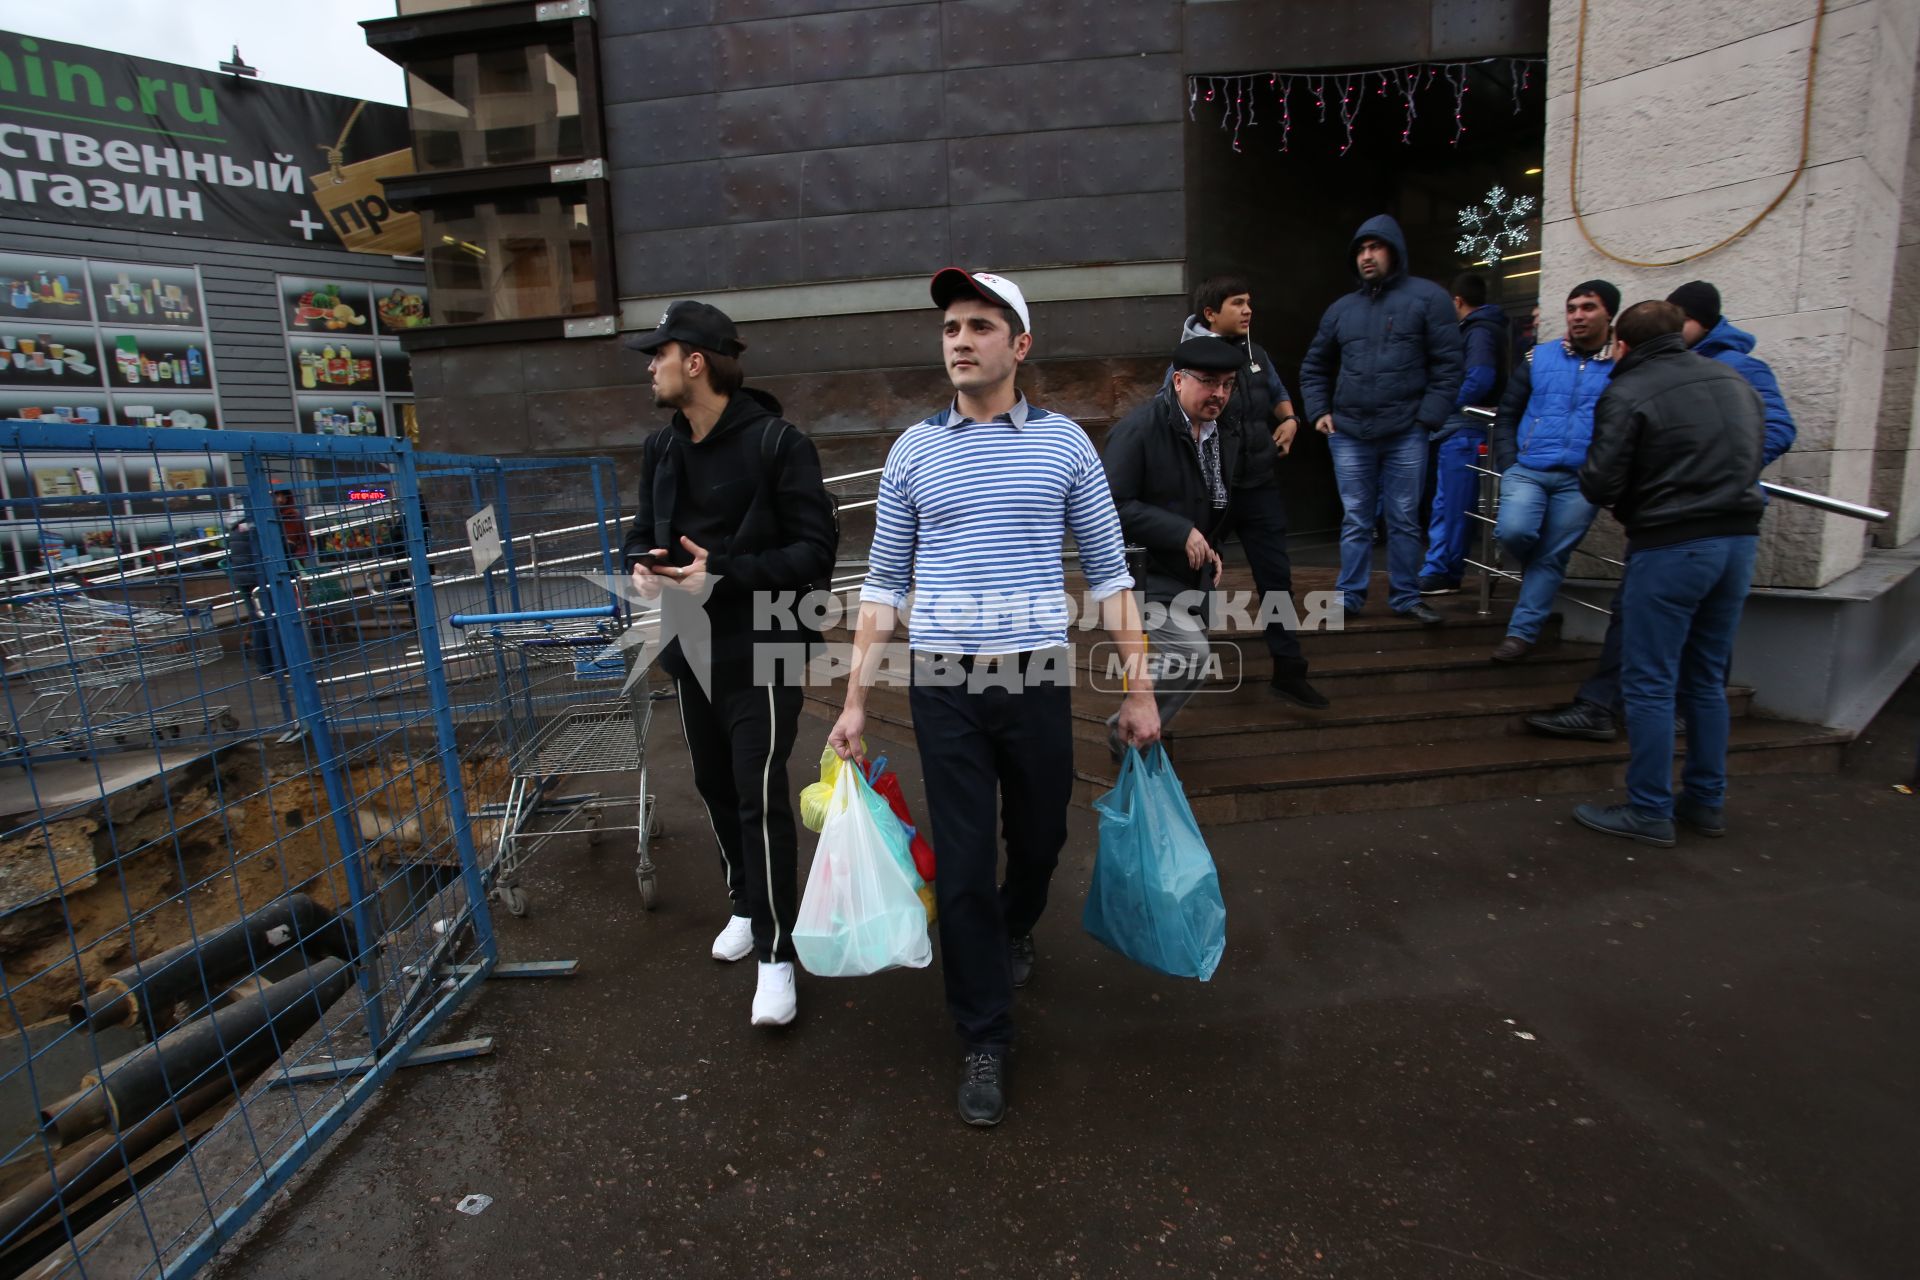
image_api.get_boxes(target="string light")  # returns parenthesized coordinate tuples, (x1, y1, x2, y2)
(1186, 58, 1544, 157)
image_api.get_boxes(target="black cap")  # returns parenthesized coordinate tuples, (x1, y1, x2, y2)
(625, 300, 746, 356)
(1568, 279, 1622, 316)
(1665, 280, 1722, 329)
(1170, 336, 1243, 373)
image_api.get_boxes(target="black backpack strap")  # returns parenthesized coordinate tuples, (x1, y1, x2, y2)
(759, 419, 793, 478)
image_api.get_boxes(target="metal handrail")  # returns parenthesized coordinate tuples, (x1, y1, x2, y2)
(1759, 482, 1888, 522)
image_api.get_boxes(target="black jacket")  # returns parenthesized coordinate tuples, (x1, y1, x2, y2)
(620, 388, 838, 677)
(1101, 389, 1240, 601)
(1172, 315, 1289, 487)
(1578, 332, 1766, 551)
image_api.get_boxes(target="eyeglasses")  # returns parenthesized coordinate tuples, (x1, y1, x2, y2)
(1181, 373, 1236, 391)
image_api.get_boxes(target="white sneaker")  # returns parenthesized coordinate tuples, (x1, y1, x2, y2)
(712, 915, 754, 962)
(751, 961, 797, 1027)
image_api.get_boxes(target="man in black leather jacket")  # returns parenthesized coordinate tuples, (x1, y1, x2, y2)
(1571, 300, 1765, 849)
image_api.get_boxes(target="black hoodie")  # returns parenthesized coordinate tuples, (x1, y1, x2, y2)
(621, 388, 838, 679)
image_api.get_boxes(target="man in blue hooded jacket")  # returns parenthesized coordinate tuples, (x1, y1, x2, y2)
(1485, 279, 1620, 662)
(1526, 281, 1797, 742)
(1419, 272, 1510, 595)
(1300, 215, 1465, 624)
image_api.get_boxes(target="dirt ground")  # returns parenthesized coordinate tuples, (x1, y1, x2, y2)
(0, 745, 509, 1028)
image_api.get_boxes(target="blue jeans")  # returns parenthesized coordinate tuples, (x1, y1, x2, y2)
(1421, 419, 1486, 583)
(1329, 428, 1427, 613)
(1620, 535, 1757, 817)
(1494, 463, 1598, 643)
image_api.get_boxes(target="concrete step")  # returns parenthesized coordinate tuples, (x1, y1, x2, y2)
(1063, 685, 1758, 764)
(1069, 717, 1849, 825)
(800, 635, 1605, 729)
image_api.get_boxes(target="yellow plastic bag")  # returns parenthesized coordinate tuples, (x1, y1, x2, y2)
(800, 742, 861, 833)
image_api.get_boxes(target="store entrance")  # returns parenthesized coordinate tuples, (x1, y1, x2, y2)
(1184, 58, 1545, 540)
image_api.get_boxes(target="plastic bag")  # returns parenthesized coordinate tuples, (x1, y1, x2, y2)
(798, 745, 846, 834)
(792, 761, 933, 977)
(858, 757, 935, 924)
(1084, 744, 1226, 981)
(868, 766, 936, 884)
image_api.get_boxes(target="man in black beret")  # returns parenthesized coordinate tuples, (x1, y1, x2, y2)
(1099, 336, 1254, 756)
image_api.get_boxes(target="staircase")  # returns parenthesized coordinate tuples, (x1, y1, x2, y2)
(803, 560, 1848, 824)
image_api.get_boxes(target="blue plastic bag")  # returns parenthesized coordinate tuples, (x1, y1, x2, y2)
(1084, 744, 1226, 981)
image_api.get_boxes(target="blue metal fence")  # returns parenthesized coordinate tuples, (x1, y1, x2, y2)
(0, 423, 626, 1277)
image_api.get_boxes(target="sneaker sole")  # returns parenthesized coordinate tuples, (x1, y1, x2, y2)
(1418, 585, 1462, 596)
(1572, 809, 1676, 848)
(961, 1109, 1004, 1128)
(712, 943, 754, 963)
(1677, 818, 1727, 838)
(751, 1007, 796, 1027)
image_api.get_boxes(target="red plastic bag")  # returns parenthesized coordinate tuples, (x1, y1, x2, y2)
(868, 766, 936, 883)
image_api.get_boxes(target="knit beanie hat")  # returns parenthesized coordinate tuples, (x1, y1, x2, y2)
(1568, 279, 1621, 316)
(1665, 280, 1722, 329)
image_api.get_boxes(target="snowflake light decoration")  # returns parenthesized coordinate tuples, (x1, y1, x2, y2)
(1456, 184, 1536, 265)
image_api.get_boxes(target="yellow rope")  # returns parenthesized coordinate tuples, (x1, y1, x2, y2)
(316, 100, 369, 186)
(1568, 0, 1825, 269)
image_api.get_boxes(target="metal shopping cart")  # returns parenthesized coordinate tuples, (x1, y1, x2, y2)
(448, 603, 665, 917)
(0, 585, 237, 754)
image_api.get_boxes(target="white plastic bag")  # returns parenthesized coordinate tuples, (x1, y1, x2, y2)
(792, 760, 933, 977)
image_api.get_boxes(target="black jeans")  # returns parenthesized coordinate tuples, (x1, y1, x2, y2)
(1222, 482, 1308, 677)
(1575, 571, 1628, 712)
(909, 652, 1074, 1054)
(674, 673, 803, 963)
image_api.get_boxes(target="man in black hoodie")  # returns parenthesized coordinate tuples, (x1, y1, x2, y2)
(1572, 300, 1765, 848)
(1171, 276, 1326, 708)
(621, 301, 838, 1028)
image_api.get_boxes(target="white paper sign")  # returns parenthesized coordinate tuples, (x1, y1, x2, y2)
(466, 504, 502, 575)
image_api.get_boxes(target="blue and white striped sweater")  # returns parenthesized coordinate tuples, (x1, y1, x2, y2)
(859, 401, 1134, 654)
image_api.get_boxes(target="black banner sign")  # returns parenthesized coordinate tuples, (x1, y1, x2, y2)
(0, 30, 414, 250)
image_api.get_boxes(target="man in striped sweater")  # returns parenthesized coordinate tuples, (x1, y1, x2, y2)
(828, 268, 1161, 1128)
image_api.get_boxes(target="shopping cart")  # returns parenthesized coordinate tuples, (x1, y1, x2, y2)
(0, 585, 237, 754)
(448, 603, 664, 917)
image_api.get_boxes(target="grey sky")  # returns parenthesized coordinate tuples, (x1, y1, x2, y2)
(6, 0, 407, 105)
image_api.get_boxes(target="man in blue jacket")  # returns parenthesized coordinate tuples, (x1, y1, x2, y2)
(1419, 272, 1510, 595)
(1526, 281, 1797, 741)
(1300, 215, 1465, 625)
(1485, 280, 1620, 662)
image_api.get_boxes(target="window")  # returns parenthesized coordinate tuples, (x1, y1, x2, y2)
(365, 0, 613, 343)
(422, 192, 597, 325)
(408, 41, 583, 172)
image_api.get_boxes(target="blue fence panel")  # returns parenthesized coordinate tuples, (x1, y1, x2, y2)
(0, 423, 626, 1277)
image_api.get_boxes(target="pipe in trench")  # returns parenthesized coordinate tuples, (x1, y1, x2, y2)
(0, 1076, 230, 1250)
(39, 957, 354, 1143)
(68, 893, 358, 1036)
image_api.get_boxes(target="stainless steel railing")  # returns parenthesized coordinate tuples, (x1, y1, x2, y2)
(1457, 405, 1889, 618)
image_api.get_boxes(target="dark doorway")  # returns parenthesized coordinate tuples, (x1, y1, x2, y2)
(1185, 59, 1545, 537)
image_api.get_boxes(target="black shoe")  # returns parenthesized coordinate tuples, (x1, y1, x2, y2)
(1675, 796, 1725, 836)
(1572, 802, 1676, 848)
(1397, 601, 1445, 626)
(1010, 934, 1035, 987)
(1269, 673, 1330, 709)
(958, 1051, 1006, 1127)
(1490, 635, 1533, 663)
(1418, 575, 1462, 596)
(1526, 701, 1617, 742)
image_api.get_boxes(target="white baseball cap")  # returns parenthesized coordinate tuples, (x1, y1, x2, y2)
(930, 268, 1031, 335)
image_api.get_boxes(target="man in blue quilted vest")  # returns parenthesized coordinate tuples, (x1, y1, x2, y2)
(1486, 280, 1620, 662)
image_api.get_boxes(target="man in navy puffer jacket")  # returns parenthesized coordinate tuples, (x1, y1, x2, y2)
(1300, 214, 1464, 623)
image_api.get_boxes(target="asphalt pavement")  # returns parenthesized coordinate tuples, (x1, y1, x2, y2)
(209, 684, 1919, 1280)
